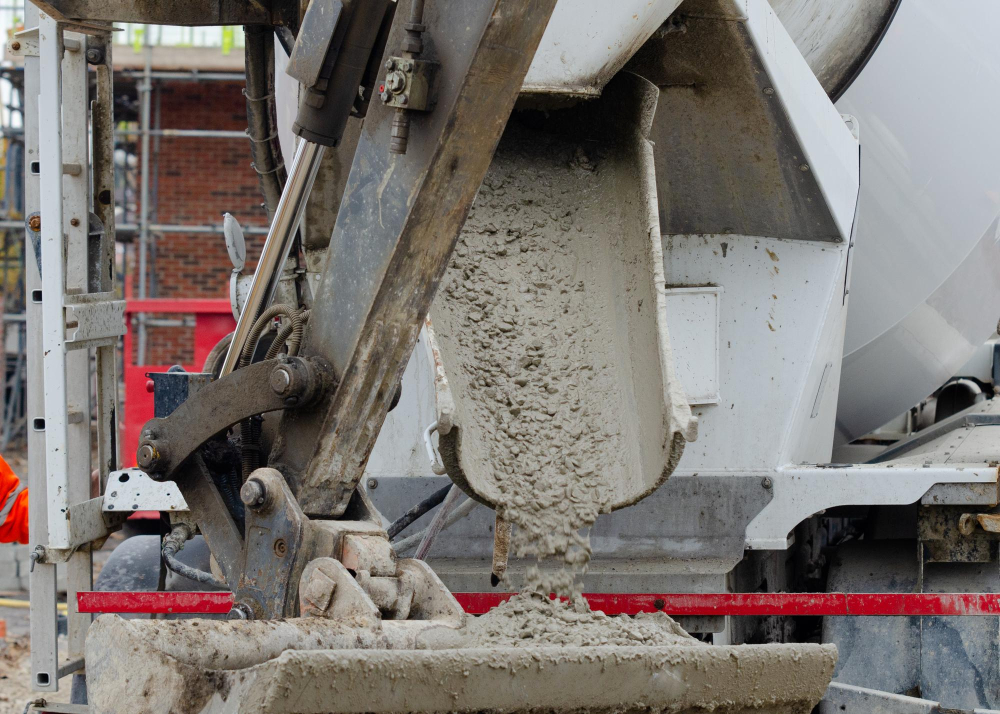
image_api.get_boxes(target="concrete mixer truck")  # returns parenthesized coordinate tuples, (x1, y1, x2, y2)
(19, 0, 1000, 711)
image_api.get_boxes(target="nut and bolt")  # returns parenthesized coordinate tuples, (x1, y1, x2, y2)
(386, 72, 406, 93)
(10, 41, 20, 51)
(28, 215, 41, 232)
(763, 86, 774, 95)
(273, 538, 287, 557)
(761, 476, 773, 490)
(240, 478, 267, 509)
(367, 478, 378, 490)
(385, 58, 395, 70)
(227, 602, 254, 621)
(70, 217, 79, 227)
(137, 442, 161, 471)
(85, 47, 103, 64)
(380, 90, 391, 102)
(270, 366, 292, 395)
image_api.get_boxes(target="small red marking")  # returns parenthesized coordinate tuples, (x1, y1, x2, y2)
(145, 379, 155, 393)
(379, 84, 385, 92)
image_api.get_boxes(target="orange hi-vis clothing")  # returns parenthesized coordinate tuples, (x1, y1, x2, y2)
(0, 454, 28, 544)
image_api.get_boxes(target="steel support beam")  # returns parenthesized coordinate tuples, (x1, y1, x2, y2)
(273, 0, 560, 516)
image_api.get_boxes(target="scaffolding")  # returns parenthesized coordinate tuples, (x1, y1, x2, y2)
(0, 5, 262, 448)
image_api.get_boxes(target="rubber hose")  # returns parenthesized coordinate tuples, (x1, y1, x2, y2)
(239, 304, 297, 368)
(263, 309, 306, 360)
(240, 305, 302, 477)
(162, 524, 225, 587)
(387, 484, 452, 540)
(216, 465, 247, 523)
(240, 415, 263, 479)
(243, 24, 286, 221)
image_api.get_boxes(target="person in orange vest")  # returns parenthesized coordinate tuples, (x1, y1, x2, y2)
(0, 454, 28, 544)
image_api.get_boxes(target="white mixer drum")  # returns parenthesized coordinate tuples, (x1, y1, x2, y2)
(778, 0, 1000, 442)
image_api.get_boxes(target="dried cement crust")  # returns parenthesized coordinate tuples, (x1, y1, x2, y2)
(86, 613, 837, 714)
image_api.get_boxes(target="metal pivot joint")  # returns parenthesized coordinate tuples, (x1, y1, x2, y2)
(137, 356, 331, 480)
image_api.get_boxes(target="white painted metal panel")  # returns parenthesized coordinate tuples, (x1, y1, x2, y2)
(664, 287, 721, 405)
(740, 0, 861, 243)
(522, 0, 684, 95)
(38, 12, 70, 549)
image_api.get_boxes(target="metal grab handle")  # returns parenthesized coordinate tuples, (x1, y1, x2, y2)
(423, 421, 447, 475)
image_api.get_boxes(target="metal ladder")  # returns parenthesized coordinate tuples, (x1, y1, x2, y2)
(21, 2, 123, 694)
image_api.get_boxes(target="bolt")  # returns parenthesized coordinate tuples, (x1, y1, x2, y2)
(386, 72, 406, 93)
(227, 602, 254, 621)
(763, 87, 774, 95)
(653, 598, 666, 610)
(270, 366, 292, 395)
(400, 96, 409, 106)
(380, 90, 391, 103)
(401, 61, 412, 72)
(85, 47, 102, 64)
(70, 217, 79, 227)
(10, 41, 19, 51)
(761, 476, 773, 490)
(273, 538, 287, 557)
(241, 478, 267, 509)
(367, 478, 378, 490)
(385, 58, 395, 70)
(137, 443, 158, 470)
(28, 215, 41, 232)
(799, 163, 810, 172)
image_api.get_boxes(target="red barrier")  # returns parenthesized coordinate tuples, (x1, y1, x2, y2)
(77, 591, 1000, 617)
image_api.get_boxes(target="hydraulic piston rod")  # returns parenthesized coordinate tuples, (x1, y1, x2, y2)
(219, 139, 325, 377)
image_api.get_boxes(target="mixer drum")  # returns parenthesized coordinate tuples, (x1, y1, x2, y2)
(772, 0, 1000, 442)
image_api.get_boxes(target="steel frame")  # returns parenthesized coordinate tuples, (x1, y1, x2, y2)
(26, 2, 121, 693)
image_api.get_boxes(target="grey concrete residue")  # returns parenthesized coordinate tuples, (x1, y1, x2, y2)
(465, 590, 697, 647)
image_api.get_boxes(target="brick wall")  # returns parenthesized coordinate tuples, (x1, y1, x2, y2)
(133, 80, 270, 365)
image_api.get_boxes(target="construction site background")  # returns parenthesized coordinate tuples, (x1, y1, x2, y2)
(0, 11, 275, 705)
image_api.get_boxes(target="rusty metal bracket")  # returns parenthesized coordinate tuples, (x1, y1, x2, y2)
(233, 468, 307, 619)
(959, 511, 1000, 536)
(137, 356, 332, 480)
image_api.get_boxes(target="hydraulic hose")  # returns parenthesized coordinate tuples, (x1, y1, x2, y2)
(243, 24, 286, 220)
(386, 483, 451, 540)
(238, 303, 302, 368)
(161, 524, 225, 587)
(239, 305, 304, 477)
